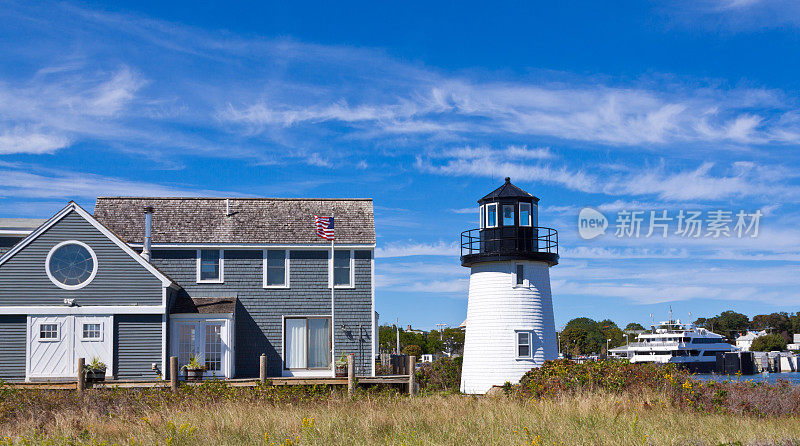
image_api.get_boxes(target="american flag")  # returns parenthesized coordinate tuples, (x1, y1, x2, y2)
(314, 215, 334, 240)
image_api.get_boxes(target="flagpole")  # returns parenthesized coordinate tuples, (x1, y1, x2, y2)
(330, 214, 335, 376)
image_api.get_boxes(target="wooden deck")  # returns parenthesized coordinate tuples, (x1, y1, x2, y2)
(4, 375, 411, 390)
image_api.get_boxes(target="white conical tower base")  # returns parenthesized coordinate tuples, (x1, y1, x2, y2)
(460, 260, 557, 394)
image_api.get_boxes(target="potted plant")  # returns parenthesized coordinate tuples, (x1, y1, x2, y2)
(335, 353, 348, 377)
(84, 357, 107, 382)
(182, 354, 206, 381)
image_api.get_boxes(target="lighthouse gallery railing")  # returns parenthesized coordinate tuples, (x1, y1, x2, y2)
(460, 227, 558, 257)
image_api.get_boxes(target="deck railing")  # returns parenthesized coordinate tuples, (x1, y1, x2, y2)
(460, 227, 558, 257)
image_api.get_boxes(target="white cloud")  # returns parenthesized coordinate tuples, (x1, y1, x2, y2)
(375, 241, 460, 258)
(0, 165, 239, 199)
(0, 129, 70, 154)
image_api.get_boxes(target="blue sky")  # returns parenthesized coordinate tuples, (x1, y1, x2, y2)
(1, 0, 800, 330)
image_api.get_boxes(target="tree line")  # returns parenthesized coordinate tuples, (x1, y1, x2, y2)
(377, 325, 465, 357)
(561, 310, 800, 356)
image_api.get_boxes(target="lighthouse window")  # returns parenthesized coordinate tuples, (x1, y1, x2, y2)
(502, 205, 515, 226)
(515, 264, 524, 285)
(520, 203, 532, 227)
(516, 331, 532, 358)
(486, 204, 497, 228)
(479, 205, 485, 229)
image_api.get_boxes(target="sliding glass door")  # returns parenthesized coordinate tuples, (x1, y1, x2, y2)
(284, 317, 331, 370)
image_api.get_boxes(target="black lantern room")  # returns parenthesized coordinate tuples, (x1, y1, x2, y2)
(460, 177, 558, 267)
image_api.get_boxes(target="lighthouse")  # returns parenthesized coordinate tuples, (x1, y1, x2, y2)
(459, 178, 559, 394)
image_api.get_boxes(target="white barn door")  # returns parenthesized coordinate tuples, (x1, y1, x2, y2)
(27, 315, 113, 380)
(28, 316, 73, 379)
(73, 316, 113, 378)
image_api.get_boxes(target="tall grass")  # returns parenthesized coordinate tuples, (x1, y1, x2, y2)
(1, 388, 800, 445)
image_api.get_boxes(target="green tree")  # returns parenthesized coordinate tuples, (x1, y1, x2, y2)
(624, 322, 645, 331)
(402, 344, 422, 357)
(695, 311, 749, 341)
(750, 334, 787, 352)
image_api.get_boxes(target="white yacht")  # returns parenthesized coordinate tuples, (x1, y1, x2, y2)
(627, 319, 739, 373)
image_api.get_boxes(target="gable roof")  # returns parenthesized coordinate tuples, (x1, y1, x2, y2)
(94, 197, 375, 245)
(0, 202, 176, 287)
(479, 177, 539, 204)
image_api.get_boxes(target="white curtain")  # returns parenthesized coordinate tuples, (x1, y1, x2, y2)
(308, 319, 330, 368)
(285, 319, 307, 369)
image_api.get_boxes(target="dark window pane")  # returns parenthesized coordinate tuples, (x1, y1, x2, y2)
(267, 250, 285, 264)
(200, 250, 220, 280)
(516, 265, 524, 285)
(267, 267, 285, 286)
(518, 344, 530, 357)
(334, 251, 351, 286)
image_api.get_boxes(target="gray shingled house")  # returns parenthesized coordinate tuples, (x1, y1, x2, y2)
(0, 197, 376, 381)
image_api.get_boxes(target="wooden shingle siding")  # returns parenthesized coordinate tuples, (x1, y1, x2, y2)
(115, 314, 163, 379)
(0, 211, 164, 306)
(153, 249, 373, 377)
(0, 315, 26, 379)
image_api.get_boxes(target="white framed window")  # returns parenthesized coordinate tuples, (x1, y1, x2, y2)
(264, 249, 290, 288)
(486, 203, 498, 228)
(196, 249, 224, 283)
(39, 323, 59, 342)
(284, 316, 331, 370)
(502, 204, 515, 226)
(173, 319, 231, 377)
(331, 250, 354, 288)
(479, 205, 485, 229)
(516, 331, 532, 358)
(81, 323, 102, 341)
(514, 264, 526, 287)
(519, 203, 532, 227)
(45, 240, 98, 290)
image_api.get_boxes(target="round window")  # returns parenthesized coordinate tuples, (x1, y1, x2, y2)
(45, 241, 98, 290)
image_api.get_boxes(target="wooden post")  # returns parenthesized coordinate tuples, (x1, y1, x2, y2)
(407, 355, 416, 396)
(347, 354, 355, 396)
(170, 356, 178, 393)
(76, 357, 85, 394)
(259, 354, 267, 383)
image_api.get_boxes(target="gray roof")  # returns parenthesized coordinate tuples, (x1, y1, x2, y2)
(93, 197, 375, 245)
(479, 177, 539, 204)
(171, 297, 236, 314)
(0, 218, 47, 231)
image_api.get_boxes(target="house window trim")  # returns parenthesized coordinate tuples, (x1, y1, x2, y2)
(38, 323, 60, 342)
(329, 249, 355, 289)
(479, 205, 485, 229)
(486, 203, 498, 228)
(282, 315, 333, 371)
(80, 322, 103, 342)
(513, 263, 528, 288)
(196, 249, 224, 284)
(515, 330, 533, 359)
(44, 240, 99, 291)
(263, 249, 291, 289)
(519, 203, 532, 227)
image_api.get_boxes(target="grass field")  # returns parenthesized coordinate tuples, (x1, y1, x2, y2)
(1, 388, 799, 445)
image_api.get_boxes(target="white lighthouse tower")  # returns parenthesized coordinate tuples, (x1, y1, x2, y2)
(460, 178, 559, 394)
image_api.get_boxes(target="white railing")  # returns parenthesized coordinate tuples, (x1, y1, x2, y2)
(627, 341, 680, 348)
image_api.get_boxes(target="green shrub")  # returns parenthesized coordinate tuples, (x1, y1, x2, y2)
(416, 356, 462, 392)
(750, 334, 787, 352)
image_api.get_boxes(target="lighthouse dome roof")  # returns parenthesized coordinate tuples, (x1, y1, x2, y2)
(478, 177, 539, 204)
